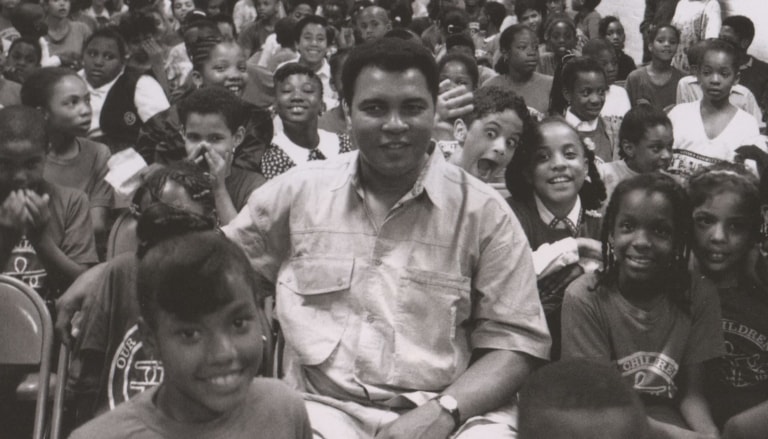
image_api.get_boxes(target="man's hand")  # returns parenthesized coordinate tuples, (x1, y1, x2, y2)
(375, 400, 456, 439)
(23, 190, 51, 242)
(436, 80, 474, 123)
(55, 263, 108, 347)
(0, 190, 30, 231)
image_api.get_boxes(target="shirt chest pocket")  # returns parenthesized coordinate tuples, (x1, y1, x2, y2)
(276, 257, 353, 365)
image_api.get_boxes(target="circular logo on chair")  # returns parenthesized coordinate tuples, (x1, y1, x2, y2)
(108, 324, 164, 410)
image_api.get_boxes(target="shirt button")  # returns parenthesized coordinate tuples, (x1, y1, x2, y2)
(373, 259, 382, 266)
(366, 314, 375, 323)
(337, 277, 345, 286)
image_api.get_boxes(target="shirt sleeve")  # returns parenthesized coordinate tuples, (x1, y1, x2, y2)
(469, 200, 552, 360)
(703, 0, 722, 39)
(88, 142, 114, 209)
(134, 75, 170, 122)
(683, 276, 725, 365)
(62, 190, 99, 265)
(560, 275, 613, 360)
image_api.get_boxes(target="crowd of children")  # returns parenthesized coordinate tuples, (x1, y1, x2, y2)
(1, 0, 768, 437)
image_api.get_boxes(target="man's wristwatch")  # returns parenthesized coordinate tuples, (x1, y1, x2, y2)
(434, 394, 461, 431)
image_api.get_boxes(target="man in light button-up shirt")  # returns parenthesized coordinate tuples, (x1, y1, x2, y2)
(224, 38, 551, 439)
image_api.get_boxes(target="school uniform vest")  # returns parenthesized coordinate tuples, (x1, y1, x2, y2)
(100, 68, 145, 152)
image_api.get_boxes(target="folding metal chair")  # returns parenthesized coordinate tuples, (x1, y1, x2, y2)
(0, 275, 67, 439)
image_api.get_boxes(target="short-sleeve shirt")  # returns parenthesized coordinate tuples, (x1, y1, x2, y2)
(481, 72, 553, 115)
(597, 160, 639, 209)
(561, 272, 725, 400)
(626, 66, 684, 112)
(46, 21, 91, 58)
(667, 101, 763, 179)
(223, 150, 551, 404)
(44, 138, 113, 209)
(69, 379, 312, 439)
(225, 167, 266, 211)
(1, 182, 98, 298)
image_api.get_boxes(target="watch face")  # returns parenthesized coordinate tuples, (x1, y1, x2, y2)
(439, 395, 459, 411)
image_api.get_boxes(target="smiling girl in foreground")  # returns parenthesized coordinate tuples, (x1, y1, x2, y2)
(561, 173, 723, 438)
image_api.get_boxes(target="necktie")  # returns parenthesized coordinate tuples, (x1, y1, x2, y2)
(308, 148, 326, 161)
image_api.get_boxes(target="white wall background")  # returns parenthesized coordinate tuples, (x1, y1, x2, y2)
(591, 0, 768, 63)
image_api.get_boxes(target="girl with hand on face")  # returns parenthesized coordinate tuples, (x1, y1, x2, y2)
(506, 117, 606, 360)
(626, 24, 684, 113)
(561, 173, 723, 439)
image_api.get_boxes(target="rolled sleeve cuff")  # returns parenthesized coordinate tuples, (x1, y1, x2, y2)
(471, 318, 552, 361)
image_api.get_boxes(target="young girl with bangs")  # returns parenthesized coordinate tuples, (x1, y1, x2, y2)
(561, 173, 723, 439)
(505, 117, 606, 359)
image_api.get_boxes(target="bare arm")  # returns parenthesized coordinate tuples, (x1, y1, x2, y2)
(679, 363, 719, 437)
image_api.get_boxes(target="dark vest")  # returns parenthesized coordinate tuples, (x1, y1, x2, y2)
(100, 68, 145, 152)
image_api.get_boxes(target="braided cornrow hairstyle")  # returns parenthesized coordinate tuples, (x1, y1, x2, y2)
(598, 173, 692, 313)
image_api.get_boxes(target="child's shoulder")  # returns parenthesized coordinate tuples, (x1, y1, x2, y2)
(565, 271, 602, 300)
(689, 274, 721, 315)
(246, 378, 308, 421)
(68, 390, 151, 439)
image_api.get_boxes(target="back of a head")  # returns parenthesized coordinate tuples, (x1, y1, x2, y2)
(686, 39, 709, 69)
(483, 2, 506, 31)
(440, 7, 469, 35)
(445, 32, 474, 53)
(519, 360, 649, 439)
(20, 67, 76, 109)
(0, 106, 48, 151)
(341, 37, 438, 106)
(275, 17, 298, 47)
(177, 85, 247, 133)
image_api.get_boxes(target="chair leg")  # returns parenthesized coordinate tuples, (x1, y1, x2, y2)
(50, 345, 69, 439)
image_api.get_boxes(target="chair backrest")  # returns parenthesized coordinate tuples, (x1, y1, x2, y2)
(0, 275, 54, 439)
(107, 210, 139, 260)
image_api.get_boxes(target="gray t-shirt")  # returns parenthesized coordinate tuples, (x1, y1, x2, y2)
(561, 272, 725, 400)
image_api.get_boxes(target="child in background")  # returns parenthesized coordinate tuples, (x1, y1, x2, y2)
(438, 52, 478, 92)
(287, 0, 315, 21)
(0, 45, 21, 106)
(444, 33, 497, 86)
(668, 39, 762, 180)
(514, 0, 544, 40)
(21, 67, 113, 243)
(44, 0, 91, 65)
(0, 0, 19, 51)
(67, 163, 218, 424)
(11, 1, 73, 67)
(560, 56, 618, 163)
(448, 85, 532, 191)
(69, 229, 311, 439)
(179, 86, 265, 222)
(355, 4, 391, 43)
(572, 0, 601, 45)
(626, 24, 684, 112)
(317, 48, 347, 134)
(719, 16, 768, 125)
(598, 104, 673, 205)
(506, 117, 605, 359)
(238, 0, 280, 57)
(287, 15, 336, 111)
(684, 164, 768, 432)
(485, 24, 552, 116)
(676, 39, 763, 127)
(170, 0, 195, 27)
(518, 360, 650, 439)
(598, 16, 635, 82)
(670, 0, 721, 74)
(80, 28, 171, 152)
(232, 0, 256, 34)
(0, 106, 97, 299)
(561, 173, 723, 438)
(538, 12, 576, 76)
(474, 1, 504, 64)
(581, 38, 630, 126)
(3, 36, 41, 84)
(261, 63, 350, 179)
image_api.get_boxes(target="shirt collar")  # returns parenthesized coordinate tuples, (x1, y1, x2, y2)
(79, 68, 123, 94)
(333, 142, 446, 209)
(535, 194, 581, 226)
(741, 56, 754, 70)
(565, 108, 599, 132)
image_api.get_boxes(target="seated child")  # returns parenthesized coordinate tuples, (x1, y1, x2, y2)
(572, 0, 601, 45)
(438, 52, 479, 93)
(80, 28, 171, 152)
(685, 164, 768, 431)
(355, 3, 391, 43)
(668, 39, 763, 180)
(67, 163, 217, 424)
(178, 86, 266, 223)
(676, 39, 763, 127)
(43, 0, 92, 67)
(261, 63, 351, 179)
(719, 15, 768, 125)
(514, 0, 544, 42)
(581, 38, 631, 125)
(68, 222, 311, 438)
(561, 173, 724, 438)
(484, 24, 552, 116)
(21, 67, 113, 242)
(0, 106, 97, 299)
(561, 56, 619, 163)
(237, 0, 280, 57)
(518, 359, 650, 439)
(598, 16, 636, 82)
(444, 33, 496, 86)
(447, 85, 531, 194)
(537, 12, 576, 77)
(3, 36, 42, 85)
(598, 104, 673, 205)
(626, 24, 684, 112)
(506, 116, 605, 359)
